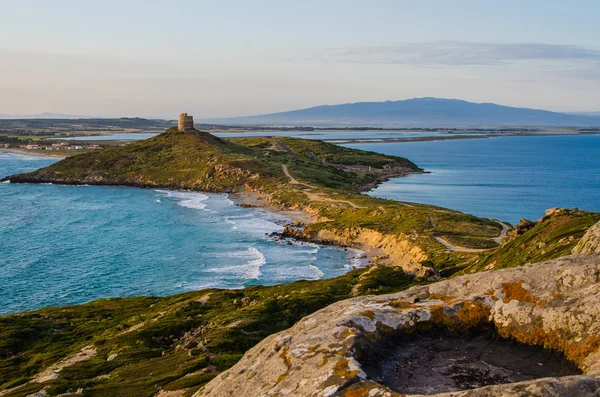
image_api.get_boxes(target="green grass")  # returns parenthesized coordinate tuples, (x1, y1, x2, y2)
(0, 266, 416, 396)
(463, 209, 600, 272)
(2, 129, 598, 396)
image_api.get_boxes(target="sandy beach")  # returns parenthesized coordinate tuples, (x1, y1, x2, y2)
(230, 190, 316, 225)
(0, 148, 67, 159)
(230, 190, 377, 268)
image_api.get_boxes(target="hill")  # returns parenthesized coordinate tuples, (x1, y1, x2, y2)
(2, 128, 600, 396)
(3, 128, 509, 271)
(204, 97, 600, 127)
(2, 128, 421, 192)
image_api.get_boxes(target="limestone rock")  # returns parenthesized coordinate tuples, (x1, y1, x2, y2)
(573, 221, 600, 254)
(198, 254, 600, 397)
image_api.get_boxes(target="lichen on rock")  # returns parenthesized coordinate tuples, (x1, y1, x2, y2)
(198, 254, 600, 397)
(573, 220, 600, 254)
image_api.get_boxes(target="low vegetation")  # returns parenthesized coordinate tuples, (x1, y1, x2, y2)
(464, 209, 600, 273)
(2, 128, 598, 396)
(0, 266, 416, 397)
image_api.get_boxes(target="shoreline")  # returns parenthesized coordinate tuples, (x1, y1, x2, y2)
(0, 148, 67, 159)
(229, 190, 383, 267)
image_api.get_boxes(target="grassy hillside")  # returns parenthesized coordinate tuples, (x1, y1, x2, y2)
(0, 266, 416, 397)
(2, 129, 599, 396)
(4, 128, 421, 192)
(4, 129, 507, 259)
(463, 209, 600, 273)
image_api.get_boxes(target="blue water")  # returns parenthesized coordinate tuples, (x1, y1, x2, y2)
(346, 135, 600, 224)
(0, 153, 360, 315)
(62, 130, 451, 141)
(3, 134, 599, 314)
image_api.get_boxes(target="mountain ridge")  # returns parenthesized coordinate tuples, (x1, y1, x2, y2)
(202, 97, 600, 127)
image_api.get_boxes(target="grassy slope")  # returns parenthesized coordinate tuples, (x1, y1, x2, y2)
(1, 130, 599, 395)
(463, 209, 600, 273)
(0, 267, 415, 397)
(4, 129, 504, 258)
(4, 129, 419, 192)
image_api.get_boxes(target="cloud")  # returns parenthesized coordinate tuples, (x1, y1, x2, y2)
(320, 41, 600, 67)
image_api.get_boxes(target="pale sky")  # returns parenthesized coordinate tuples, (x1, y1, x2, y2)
(1, 0, 599, 118)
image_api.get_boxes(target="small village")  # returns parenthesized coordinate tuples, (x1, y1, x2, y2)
(3, 142, 102, 151)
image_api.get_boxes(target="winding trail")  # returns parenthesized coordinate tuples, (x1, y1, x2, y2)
(281, 164, 363, 209)
(433, 236, 492, 253)
(492, 222, 511, 245)
(281, 164, 301, 185)
(304, 192, 364, 209)
(429, 215, 511, 252)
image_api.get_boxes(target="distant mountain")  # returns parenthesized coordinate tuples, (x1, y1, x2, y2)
(203, 98, 600, 128)
(568, 111, 600, 117)
(0, 112, 94, 119)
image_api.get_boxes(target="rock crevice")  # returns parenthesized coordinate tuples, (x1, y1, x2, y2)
(198, 254, 600, 397)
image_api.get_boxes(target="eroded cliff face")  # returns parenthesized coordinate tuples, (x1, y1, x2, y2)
(314, 227, 429, 275)
(198, 254, 600, 397)
(573, 221, 600, 254)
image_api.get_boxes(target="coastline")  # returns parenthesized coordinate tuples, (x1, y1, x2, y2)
(0, 148, 67, 159)
(229, 190, 382, 267)
(229, 190, 315, 225)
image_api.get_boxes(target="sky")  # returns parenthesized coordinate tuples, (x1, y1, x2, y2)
(1, 0, 599, 118)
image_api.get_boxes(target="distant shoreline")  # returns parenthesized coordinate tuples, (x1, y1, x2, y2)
(0, 148, 67, 159)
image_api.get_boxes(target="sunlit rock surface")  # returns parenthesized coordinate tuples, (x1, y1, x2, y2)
(198, 254, 600, 397)
(574, 221, 600, 254)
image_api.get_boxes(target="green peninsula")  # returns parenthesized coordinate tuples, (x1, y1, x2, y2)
(2, 128, 599, 397)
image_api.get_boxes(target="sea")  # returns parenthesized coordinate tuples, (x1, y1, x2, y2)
(2, 133, 599, 314)
(0, 153, 361, 315)
(348, 134, 600, 224)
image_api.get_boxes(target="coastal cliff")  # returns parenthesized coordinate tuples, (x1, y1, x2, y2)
(3, 129, 509, 273)
(2, 129, 600, 397)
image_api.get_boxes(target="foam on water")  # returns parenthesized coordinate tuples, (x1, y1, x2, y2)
(155, 190, 210, 211)
(206, 247, 267, 279)
(0, 153, 356, 315)
(272, 264, 325, 281)
(227, 216, 284, 235)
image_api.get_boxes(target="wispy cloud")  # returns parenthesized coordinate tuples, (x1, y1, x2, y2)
(320, 41, 600, 67)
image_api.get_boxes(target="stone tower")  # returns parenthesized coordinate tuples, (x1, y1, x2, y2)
(178, 113, 194, 131)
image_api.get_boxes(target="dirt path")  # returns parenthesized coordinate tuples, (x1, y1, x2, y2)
(281, 164, 300, 185)
(304, 191, 364, 209)
(433, 236, 492, 253)
(430, 216, 510, 252)
(492, 222, 511, 245)
(281, 164, 363, 209)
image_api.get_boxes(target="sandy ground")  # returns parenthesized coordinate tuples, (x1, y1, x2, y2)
(231, 190, 377, 267)
(0, 148, 67, 158)
(229, 191, 315, 225)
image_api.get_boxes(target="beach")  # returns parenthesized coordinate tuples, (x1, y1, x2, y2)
(0, 148, 67, 158)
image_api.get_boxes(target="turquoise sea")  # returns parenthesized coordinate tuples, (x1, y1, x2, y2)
(0, 153, 359, 315)
(2, 133, 599, 314)
(348, 134, 600, 224)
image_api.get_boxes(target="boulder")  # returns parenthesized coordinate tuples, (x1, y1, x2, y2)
(198, 254, 600, 397)
(514, 218, 538, 235)
(573, 221, 600, 254)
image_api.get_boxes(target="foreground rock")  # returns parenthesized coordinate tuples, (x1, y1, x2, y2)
(574, 220, 600, 254)
(198, 254, 600, 397)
